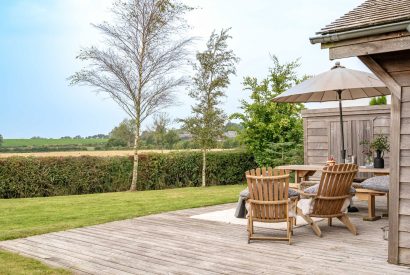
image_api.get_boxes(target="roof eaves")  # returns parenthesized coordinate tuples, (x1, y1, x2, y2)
(310, 20, 410, 45)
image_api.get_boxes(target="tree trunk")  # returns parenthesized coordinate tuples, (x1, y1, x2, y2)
(130, 125, 140, 191)
(202, 149, 206, 187)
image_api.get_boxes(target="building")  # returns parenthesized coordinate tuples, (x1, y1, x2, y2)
(310, 0, 410, 265)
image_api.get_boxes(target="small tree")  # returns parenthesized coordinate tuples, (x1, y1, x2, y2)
(69, 0, 193, 191)
(180, 29, 239, 187)
(0, 134, 3, 147)
(232, 56, 305, 167)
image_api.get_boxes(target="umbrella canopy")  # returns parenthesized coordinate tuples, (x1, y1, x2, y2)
(273, 62, 389, 162)
(274, 62, 389, 103)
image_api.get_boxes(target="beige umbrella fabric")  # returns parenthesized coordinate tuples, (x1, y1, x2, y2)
(274, 62, 389, 103)
(273, 62, 389, 161)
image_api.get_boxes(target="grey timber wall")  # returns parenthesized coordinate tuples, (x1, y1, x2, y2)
(302, 105, 391, 168)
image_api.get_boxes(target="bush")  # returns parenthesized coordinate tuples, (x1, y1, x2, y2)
(0, 150, 256, 199)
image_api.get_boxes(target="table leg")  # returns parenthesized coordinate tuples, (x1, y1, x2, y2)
(363, 194, 381, 221)
(382, 193, 389, 218)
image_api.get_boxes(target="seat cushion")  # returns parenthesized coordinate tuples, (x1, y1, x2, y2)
(297, 197, 351, 215)
(304, 183, 356, 194)
(358, 176, 389, 193)
(239, 187, 300, 198)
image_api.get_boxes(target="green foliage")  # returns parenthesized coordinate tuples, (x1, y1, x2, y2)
(370, 135, 390, 155)
(232, 56, 305, 166)
(369, 96, 387, 105)
(256, 142, 304, 167)
(180, 28, 239, 151)
(0, 151, 255, 199)
(0, 134, 3, 147)
(109, 119, 135, 147)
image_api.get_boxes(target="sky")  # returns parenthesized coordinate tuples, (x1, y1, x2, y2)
(0, 0, 372, 138)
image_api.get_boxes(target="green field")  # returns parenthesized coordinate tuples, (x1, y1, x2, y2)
(2, 138, 108, 148)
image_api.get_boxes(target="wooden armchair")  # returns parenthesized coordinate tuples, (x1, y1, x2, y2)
(297, 164, 358, 237)
(246, 167, 293, 244)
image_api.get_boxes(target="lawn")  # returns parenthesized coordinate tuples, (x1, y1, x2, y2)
(0, 250, 71, 275)
(0, 185, 245, 241)
(2, 138, 108, 147)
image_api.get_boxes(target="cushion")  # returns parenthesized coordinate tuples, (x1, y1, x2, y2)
(239, 187, 300, 198)
(297, 197, 350, 215)
(304, 183, 356, 194)
(358, 176, 389, 193)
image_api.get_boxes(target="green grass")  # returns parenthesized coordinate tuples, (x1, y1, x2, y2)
(3, 138, 108, 148)
(0, 250, 71, 275)
(0, 184, 245, 241)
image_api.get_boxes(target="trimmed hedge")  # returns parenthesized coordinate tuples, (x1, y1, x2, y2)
(0, 150, 256, 199)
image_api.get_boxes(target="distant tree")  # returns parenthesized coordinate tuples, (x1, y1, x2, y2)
(180, 29, 239, 187)
(370, 96, 387, 105)
(60, 136, 72, 139)
(0, 134, 3, 147)
(86, 134, 109, 139)
(231, 56, 305, 167)
(69, 0, 193, 191)
(74, 135, 83, 139)
(164, 129, 180, 149)
(224, 122, 243, 132)
(150, 113, 171, 152)
(109, 119, 135, 147)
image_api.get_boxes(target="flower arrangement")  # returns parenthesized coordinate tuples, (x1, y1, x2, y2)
(327, 155, 336, 166)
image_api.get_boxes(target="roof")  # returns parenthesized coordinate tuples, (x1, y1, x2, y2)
(318, 0, 410, 35)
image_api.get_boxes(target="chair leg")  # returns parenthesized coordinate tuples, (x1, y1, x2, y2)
(297, 208, 322, 237)
(328, 218, 332, 226)
(287, 219, 292, 245)
(337, 214, 357, 235)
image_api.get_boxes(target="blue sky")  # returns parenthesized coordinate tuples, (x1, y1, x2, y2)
(0, 0, 366, 138)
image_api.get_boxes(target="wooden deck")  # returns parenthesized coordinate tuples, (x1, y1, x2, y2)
(1, 198, 410, 274)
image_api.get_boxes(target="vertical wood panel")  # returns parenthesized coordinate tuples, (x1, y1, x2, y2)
(389, 91, 401, 264)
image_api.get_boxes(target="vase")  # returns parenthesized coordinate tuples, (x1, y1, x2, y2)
(374, 150, 384, 168)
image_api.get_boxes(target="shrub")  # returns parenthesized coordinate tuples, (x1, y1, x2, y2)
(0, 150, 256, 199)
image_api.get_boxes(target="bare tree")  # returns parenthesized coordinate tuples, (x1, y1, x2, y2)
(69, 0, 193, 191)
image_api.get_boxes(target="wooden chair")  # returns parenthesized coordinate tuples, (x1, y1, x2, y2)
(297, 164, 358, 237)
(246, 167, 293, 244)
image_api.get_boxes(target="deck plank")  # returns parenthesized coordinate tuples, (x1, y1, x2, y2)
(1, 198, 410, 274)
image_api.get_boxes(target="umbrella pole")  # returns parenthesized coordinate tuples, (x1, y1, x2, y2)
(337, 90, 346, 162)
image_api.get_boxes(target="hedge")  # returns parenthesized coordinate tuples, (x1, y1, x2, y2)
(0, 150, 256, 199)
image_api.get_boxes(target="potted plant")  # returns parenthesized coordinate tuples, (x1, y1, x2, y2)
(370, 135, 390, 168)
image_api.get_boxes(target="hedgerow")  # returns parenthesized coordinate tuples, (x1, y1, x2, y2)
(0, 150, 255, 198)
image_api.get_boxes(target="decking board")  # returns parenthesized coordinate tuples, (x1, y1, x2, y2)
(1, 199, 410, 274)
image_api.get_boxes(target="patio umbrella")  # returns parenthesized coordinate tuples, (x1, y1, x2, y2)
(273, 62, 389, 162)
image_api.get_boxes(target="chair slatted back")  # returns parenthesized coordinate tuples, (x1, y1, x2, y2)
(312, 164, 358, 216)
(246, 167, 290, 221)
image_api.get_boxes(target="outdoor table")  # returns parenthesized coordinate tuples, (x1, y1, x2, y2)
(276, 164, 390, 221)
(276, 164, 389, 185)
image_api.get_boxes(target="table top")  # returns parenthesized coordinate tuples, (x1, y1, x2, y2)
(276, 164, 389, 174)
